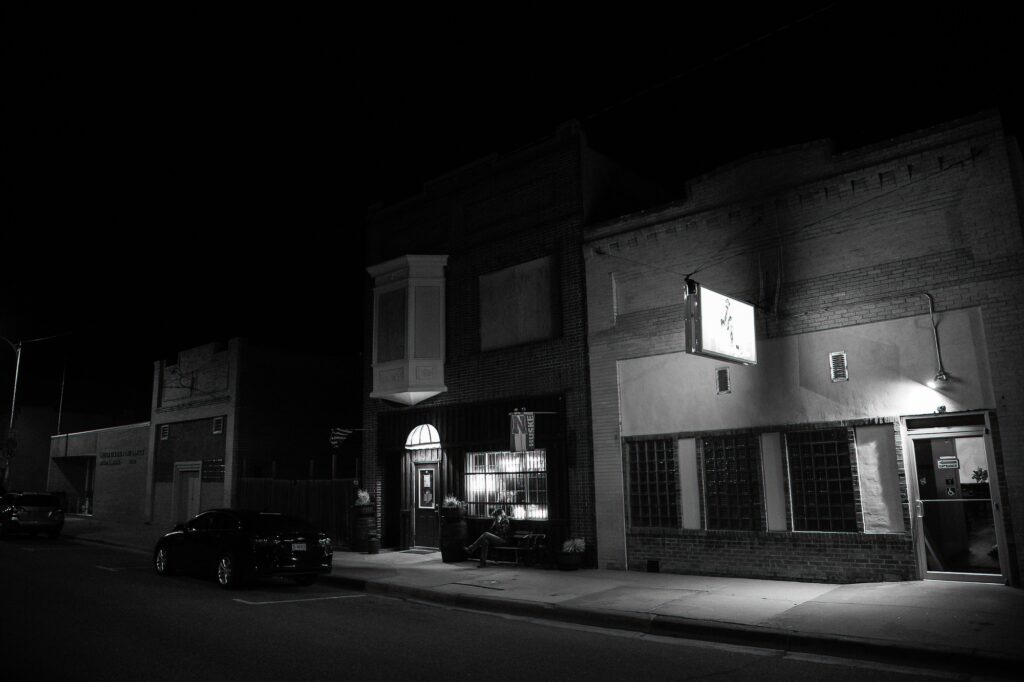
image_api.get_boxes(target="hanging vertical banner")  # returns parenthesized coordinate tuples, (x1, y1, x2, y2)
(510, 411, 535, 452)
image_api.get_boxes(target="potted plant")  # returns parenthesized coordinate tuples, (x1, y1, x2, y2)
(557, 537, 585, 570)
(439, 495, 468, 563)
(440, 494, 465, 521)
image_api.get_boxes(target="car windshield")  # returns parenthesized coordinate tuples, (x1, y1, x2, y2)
(17, 494, 59, 507)
(251, 513, 314, 534)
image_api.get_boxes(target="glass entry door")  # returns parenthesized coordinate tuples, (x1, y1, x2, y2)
(413, 463, 439, 548)
(909, 422, 1006, 582)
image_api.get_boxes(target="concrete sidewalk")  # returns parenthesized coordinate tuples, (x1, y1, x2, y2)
(61, 516, 1023, 677)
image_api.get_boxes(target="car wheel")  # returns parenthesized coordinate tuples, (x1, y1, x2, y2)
(154, 546, 175, 576)
(293, 575, 317, 586)
(216, 553, 241, 589)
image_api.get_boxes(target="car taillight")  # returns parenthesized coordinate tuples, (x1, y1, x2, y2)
(319, 536, 333, 554)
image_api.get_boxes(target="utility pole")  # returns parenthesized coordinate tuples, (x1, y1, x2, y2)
(8, 342, 21, 433)
(1, 332, 71, 488)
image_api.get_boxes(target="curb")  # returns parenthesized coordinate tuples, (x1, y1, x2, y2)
(64, 534, 155, 557)
(321, 573, 1023, 678)
(62, 537, 1023, 679)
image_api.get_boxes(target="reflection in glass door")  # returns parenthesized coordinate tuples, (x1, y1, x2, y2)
(913, 435, 1001, 578)
(413, 464, 439, 548)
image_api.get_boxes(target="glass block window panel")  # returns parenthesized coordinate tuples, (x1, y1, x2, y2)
(701, 434, 764, 531)
(786, 428, 857, 532)
(464, 450, 547, 519)
(627, 438, 679, 528)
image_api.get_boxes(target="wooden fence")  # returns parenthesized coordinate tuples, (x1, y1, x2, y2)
(237, 477, 358, 546)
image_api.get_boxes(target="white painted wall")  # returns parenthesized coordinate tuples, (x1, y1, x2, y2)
(618, 309, 993, 436)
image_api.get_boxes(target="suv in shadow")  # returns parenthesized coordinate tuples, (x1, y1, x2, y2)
(0, 492, 65, 538)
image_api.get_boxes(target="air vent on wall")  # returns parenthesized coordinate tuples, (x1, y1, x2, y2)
(716, 367, 731, 394)
(159, 424, 170, 440)
(213, 416, 224, 434)
(830, 351, 849, 382)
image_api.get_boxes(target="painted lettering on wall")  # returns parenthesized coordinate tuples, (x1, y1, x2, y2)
(99, 449, 145, 466)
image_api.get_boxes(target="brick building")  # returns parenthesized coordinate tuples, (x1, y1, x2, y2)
(49, 421, 149, 520)
(42, 338, 350, 535)
(361, 122, 655, 555)
(584, 111, 1024, 584)
(147, 338, 348, 531)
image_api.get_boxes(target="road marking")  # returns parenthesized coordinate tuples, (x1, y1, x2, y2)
(233, 594, 366, 606)
(94, 564, 150, 572)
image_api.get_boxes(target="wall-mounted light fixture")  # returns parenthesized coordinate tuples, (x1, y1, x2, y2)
(923, 293, 949, 389)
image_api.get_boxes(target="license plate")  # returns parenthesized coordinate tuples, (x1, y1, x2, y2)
(291, 543, 306, 552)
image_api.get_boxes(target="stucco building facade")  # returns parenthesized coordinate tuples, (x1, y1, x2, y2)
(584, 111, 1024, 584)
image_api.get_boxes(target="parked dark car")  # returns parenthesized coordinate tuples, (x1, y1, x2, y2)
(153, 509, 333, 589)
(0, 492, 65, 538)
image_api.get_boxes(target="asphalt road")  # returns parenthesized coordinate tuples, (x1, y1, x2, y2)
(1, 535, 968, 681)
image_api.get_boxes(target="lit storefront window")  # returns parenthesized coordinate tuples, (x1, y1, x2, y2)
(464, 450, 547, 519)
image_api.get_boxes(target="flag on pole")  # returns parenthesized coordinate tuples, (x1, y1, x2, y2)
(329, 428, 354, 448)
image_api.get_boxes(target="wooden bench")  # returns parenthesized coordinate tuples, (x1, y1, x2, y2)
(489, 531, 546, 566)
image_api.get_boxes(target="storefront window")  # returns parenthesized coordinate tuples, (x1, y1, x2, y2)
(626, 438, 679, 528)
(786, 428, 857, 532)
(464, 450, 547, 519)
(701, 434, 764, 531)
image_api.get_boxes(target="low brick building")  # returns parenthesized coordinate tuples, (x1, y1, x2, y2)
(147, 338, 348, 531)
(46, 338, 350, 537)
(49, 422, 149, 521)
(584, 111, 1024, 584)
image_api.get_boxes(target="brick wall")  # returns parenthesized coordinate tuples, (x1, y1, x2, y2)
(362, 125, 598, 547)
(585, 111, 1024, 581)
(628, 529, 917, 583)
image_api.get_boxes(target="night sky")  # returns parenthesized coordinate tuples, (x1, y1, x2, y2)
(3, 2, 1019, 431)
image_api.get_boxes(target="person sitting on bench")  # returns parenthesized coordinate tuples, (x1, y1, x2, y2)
(464, 507, 510, 567)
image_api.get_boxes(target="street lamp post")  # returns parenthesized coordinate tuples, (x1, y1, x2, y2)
(1, 332, 69, 488)
(6, 339, 21, 433)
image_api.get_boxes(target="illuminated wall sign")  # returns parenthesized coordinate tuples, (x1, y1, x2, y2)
(684, 280, 757, 365)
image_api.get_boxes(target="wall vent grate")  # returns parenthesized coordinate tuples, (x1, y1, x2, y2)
(716, 367, 731, 394)
(830, 351, 849, 382)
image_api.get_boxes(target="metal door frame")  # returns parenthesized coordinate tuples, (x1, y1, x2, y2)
(412, 461, 439, 548)
(903, 411, 1010, 584)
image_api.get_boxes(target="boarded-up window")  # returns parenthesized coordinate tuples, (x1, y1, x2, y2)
(479, 257, 555, 351)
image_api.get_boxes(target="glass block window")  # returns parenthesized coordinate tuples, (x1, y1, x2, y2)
(786, 428, 857, 532)
(627, 438, 679, 528)
(701, 434, 764, 530)
(464, 450, 547, 519)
